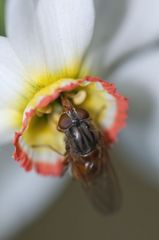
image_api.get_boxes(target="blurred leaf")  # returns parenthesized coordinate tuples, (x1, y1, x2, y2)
(0, 0, 5, 35)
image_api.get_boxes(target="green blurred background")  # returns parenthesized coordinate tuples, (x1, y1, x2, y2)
(0, 0, 5, 35)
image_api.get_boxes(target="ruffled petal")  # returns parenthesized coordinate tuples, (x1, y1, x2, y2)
(13, 77, 127, 176)
(14, 137, 64, 176)
(13, 79, 81, 176)
(36, 0, 95, 75)
(84, 77, 128, 143)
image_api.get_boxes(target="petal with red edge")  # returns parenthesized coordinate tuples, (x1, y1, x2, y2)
(81, 76, 128, 143)
(14, 136, 64, 176)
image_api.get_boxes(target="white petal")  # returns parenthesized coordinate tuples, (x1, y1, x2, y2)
(0, 37, 34, 109)
(110, 50, 159, 185)
(37, 0, 95, 73)
(0, 110, 21, 145)
(0, 37, 36, 145)
(82, 0, 127, 74)
(6, 0, 47, 74)
(85, 0, 159, 76)
(91, 0, 126, 49)
(106, 0, 159, 66)
(0, 144, 68, 239)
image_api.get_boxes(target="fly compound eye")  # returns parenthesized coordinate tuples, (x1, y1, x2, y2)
(76, 108, 89, 120)
(58, 113, 72, 131)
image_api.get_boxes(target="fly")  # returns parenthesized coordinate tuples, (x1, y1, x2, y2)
(57, 96, 121, 214)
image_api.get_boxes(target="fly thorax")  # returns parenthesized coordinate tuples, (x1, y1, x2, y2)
(66, 121, 97, 156)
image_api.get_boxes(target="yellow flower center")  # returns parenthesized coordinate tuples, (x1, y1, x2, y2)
(16, 77, 119, 158)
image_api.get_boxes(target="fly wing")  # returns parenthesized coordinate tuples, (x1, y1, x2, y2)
(82, 156, 121, 215)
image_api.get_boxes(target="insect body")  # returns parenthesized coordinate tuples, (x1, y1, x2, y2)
(58, 96, 121, 214)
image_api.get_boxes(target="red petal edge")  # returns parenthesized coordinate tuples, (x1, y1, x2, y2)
(85, 76, 128, 143)
(13, 77, 128, 176)
(13, 133, 64, 176)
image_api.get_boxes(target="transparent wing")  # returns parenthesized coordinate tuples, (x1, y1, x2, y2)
(82, 156, 121, 215)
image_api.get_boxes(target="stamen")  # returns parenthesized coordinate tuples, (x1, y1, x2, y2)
(66, 90, 87, 105)
(48, 104, 63, 127)
(73, 90, 87, 105)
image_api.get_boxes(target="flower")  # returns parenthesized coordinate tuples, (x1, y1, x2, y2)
(0, 0, 128, 176)
(1, 0, 159, 238)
